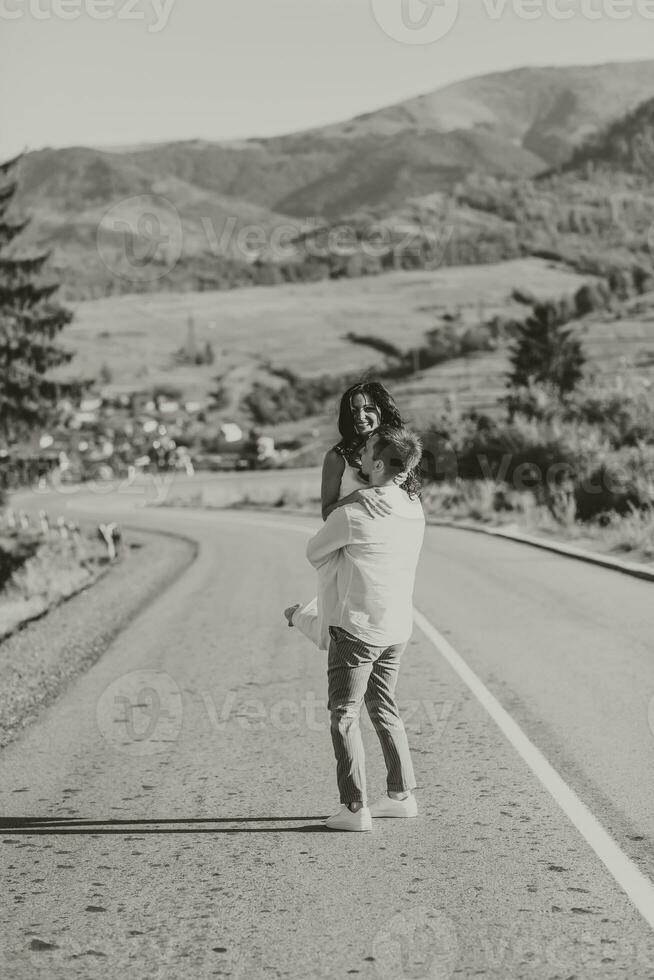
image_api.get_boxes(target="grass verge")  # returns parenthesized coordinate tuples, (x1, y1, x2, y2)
(0, 528, 110, 642)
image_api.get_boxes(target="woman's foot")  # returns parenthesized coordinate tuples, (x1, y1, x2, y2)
(284, 604, 300, 627)
(369, 792, 418, 819)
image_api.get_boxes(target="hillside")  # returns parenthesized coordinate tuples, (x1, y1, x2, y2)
(563, 93, 654, 175)
(9, 58, 654, 299)
(449, 91, 654, 285)
(10, 146, 303, 300)
(52, 258, 594, 408)
(310, 60, 654, 164)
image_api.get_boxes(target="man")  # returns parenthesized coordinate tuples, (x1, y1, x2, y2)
(305, 425, 425, 832)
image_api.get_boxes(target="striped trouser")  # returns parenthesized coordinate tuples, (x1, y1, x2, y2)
(327, 625, 417, 804)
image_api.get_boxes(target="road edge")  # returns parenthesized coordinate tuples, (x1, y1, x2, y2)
(0, 526, 198, 751)
(0, 564, 112, 645)
(223, 504, 654, 583)
(426, 519, 654, 583)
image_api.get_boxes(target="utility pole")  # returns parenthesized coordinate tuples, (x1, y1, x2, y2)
(186, 315, 197, 363)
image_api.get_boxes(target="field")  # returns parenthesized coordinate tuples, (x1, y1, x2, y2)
(392, 302, 654, 425)
(60, 258, 590, 402)
(54, 257, 654, 451)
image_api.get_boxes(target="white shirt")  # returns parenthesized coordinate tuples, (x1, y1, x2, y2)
(291, 461, 368, 651)
(305, 485, 425, 647)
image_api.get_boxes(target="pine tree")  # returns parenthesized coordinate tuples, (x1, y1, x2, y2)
(507, 301, 586, 397)
(0, 153, 80, 446)
(203, 339, 214, 365)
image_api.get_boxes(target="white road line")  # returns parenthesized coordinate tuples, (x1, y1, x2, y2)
(216, 512, 654, 934)
(69, 505, 654, 930)
(413, 608, 654, 934)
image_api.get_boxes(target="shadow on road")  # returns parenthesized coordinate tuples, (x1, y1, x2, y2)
(0, 816, 331, 834)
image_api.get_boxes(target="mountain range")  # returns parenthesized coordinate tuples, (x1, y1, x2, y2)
(10, 57, 654, 298)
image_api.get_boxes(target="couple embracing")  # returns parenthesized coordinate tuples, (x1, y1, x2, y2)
(284, 382, 425, 832)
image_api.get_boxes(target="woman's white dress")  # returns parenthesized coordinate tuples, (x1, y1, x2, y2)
(292, 462, 364, 650)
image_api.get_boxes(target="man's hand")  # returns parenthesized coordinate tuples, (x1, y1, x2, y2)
(353, 487, 393, 517)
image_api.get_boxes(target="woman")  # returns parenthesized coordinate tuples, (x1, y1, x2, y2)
(283, 380, 419, 649)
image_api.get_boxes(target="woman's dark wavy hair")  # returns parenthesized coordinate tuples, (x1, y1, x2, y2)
(333, 380, 422, 498)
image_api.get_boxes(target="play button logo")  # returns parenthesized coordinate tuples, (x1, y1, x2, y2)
(96, 669, 183, 756)
(370, 0, 459, 44)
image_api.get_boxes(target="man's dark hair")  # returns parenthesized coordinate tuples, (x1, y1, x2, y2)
(369, 425, 423, 498)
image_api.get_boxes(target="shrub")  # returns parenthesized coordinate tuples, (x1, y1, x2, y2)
(423, 323, 462, 363)
(420, 478, 531, 523)
(563, 376, 654, 448)
(632, 264, 654, 295)
(0, 534, 40, 591)
(608, 267, 633, 299)
(574, 281, 611, 316)
(209, 379, 230, 411)
(460, 325, 496, 355)
(573, 444, 654, 521)
(507, 301, 586, 397)
(502, 381, 563, 421)
(512, 288, 538, 306)
(452, 415, 579, 496)
(151, 383, 183, 402)
(344, 332, 403, 360)
(604, 505, 654, 557)
(244, 372, 359, 426)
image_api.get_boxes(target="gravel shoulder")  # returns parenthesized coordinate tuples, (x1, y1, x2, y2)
(0, 528, 196, 750)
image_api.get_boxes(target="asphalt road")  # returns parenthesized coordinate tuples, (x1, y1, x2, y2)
(2, 474, 654, 979)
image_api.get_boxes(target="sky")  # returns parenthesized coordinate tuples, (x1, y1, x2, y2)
(2, 0, 654, 158)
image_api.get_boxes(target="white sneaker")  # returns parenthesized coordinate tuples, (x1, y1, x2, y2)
(369, 793, 418, 818)
(284, 604, 300, 627)
(324, 805, 372, 832)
